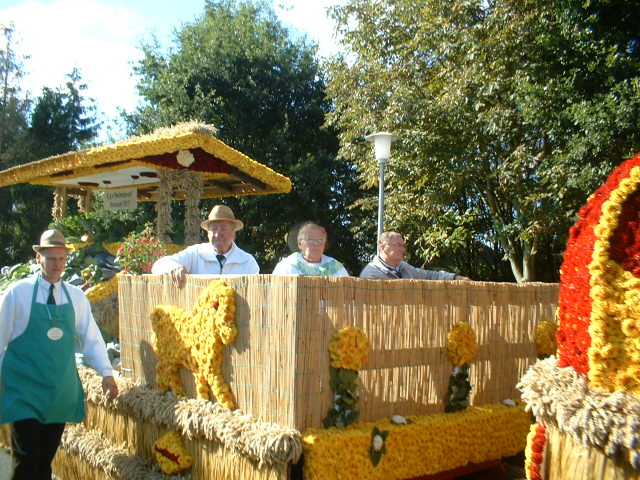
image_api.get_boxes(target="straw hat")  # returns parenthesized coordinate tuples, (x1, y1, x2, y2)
(33, 229, 71, 253)
(285, 221, 334, 252)
(200, 205, 244, 231)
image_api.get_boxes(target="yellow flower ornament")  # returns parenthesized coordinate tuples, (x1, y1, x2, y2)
(153, 431, 193, 474)
(328, 326, 370, 371)
(324, 326, 370, 428)
(447, 321, 478, 367)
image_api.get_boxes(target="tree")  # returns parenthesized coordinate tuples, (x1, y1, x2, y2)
(126, 0, 366, 273)
(29, 68, 100, 157)
(0, 66, 100, 265)
(326, 0, 640, 282)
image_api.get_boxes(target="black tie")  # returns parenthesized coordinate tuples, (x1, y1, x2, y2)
(47, 284, 56, 305)
(216, 254, 226, 273)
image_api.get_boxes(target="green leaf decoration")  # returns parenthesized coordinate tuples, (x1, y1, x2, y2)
(445, 363, 472, 413)
(323, 367, 362, 428)
(370, 426, 389, 467)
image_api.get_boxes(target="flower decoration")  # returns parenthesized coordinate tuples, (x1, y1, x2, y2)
(536, 319, 558, 358)
(524, 423, 546, 480)
(303, 403, 531, 479)
(84, 275, 119, 304)
(323, 326, 370, 428)
(153, 431, 193, 474)
(328, 326, 370, 370)
(370, 426, 389, 467)
(152, 280, 237, 409)
(557, 152, 640, 395)
(447, 321, 478, 367)
(115, 223, 166, 274)
(445, 322, 478, 412)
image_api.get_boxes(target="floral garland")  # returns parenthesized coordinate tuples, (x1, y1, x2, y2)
(151, 280, 237, 409)
(303, 403, 531, 480)
(153, 430, 193, 474)
(535, 320, 557, 358)
(323, 326, 369, 428)
(84, 275, 119, 304)
(445, 322, 478, 412)
(524, 423, 546, 480)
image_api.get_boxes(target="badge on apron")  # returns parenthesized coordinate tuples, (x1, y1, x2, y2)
(47, 327, 64, 340)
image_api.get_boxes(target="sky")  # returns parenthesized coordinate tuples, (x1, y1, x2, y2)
(0, 0, 346, 139)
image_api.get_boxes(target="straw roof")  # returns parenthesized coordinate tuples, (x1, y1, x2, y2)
(0, 121, 292, 201)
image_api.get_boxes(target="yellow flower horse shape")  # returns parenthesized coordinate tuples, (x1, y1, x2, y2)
(151, 279, 237, 409)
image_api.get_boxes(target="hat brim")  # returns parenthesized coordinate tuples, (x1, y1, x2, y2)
(33, 244, 72, 253)
(285, 221, 334, 253)
(200, 219, 244, 232)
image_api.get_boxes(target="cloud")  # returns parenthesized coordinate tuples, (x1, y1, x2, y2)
(274, 0, 344, 59)
(1, 0, 147, 124)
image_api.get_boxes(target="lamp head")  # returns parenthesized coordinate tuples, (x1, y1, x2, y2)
(365, 132, 400, 164)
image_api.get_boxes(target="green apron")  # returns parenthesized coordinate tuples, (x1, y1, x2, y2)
(0, 276, 84, 424)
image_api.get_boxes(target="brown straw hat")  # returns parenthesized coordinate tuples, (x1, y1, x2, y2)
(200, 205, 244, 231)
(32, 229, 72, 253)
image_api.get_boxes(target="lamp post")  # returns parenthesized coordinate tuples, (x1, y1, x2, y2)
(365, 132, 399, 249)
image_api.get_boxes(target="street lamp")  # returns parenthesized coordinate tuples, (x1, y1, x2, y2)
(365, 132, 399, 248)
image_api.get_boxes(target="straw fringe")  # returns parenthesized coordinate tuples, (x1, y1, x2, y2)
(79, 366, 302, 467)
(517, 356, 640, 467)
(61, 423, 189, 480)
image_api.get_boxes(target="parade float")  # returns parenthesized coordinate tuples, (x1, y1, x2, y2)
(0, 122, 561, 479)
(518, 152, 640, 480)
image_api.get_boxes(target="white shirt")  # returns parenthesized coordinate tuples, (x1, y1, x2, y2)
(151, 241, 260, 275)
(0, 275, 113, 377)
(272, 252, 349, 277)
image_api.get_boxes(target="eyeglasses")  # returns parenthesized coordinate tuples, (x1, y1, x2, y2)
(383, 243, 406, 249)
(300, 238, 326, 244)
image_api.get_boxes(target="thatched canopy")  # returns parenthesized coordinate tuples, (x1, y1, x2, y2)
(0, 122, 292, 201)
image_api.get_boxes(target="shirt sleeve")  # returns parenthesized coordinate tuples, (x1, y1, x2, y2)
(151, 246, 198, 275)
(0, 288, 18, 373)
(416, 267, 457, 280)
(72, 288, 113, 377)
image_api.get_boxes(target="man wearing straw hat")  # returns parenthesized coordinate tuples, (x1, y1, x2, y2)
(152, 204, 259, 288)
(360, 231, 470, 280)
(0, 229, 118, 480)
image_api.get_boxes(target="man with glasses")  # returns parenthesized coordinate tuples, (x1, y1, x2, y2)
(360, 231, 469, 280)
(272, 221, 348, 276)
(152, 204, 259, 288)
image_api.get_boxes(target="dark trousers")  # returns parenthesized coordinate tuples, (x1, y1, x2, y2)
(10, 419, 65, 480)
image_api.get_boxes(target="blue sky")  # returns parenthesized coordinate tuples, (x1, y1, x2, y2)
(0, 0, 344, 139)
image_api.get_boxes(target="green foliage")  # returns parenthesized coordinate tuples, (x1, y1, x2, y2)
(323, 367, 361, 428)
(326, 0, 640, 282)
(126, 0, 367, 273)
(61, 243, 120, 288)
(28, 68, 99, 158)
(50, 198, 156, 244)
(0, 261, 38, 292)
(445, 364, 472, 413)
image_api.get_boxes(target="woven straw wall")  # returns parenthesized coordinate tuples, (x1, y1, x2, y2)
(118, 275, 558, 431)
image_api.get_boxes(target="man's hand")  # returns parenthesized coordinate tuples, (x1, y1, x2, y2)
(102, 375, 118, 403)
(170, 265, 187, 288)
